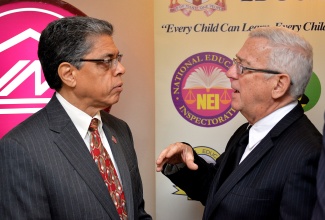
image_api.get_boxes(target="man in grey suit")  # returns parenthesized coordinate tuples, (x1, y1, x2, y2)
(0, 16, 151, 220)
(156, 27, 322, 220)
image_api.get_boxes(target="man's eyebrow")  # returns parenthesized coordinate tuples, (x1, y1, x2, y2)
(236, 55, 250, 65)
(102, 52, 120, 58)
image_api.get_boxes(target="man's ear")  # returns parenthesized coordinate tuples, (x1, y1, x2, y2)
(272, 74, 291, 99)
(58, 62, 77, 88)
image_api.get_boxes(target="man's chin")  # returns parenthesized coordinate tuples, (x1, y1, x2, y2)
(230, 102, 240, 112)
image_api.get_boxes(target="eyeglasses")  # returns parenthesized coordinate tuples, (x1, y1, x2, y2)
(79, 54, 123, 69)
(233, 58, 280, 75)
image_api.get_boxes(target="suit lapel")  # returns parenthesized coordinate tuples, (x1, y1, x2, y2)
(211, 135, 274, 207)
(205, 104, 304, 219)
(102, 116, 135, 220)
(46, 96, 120, 219)
(204, 125, 249, 218)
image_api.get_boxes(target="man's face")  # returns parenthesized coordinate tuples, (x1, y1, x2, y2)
(72, 35, 125, 115)
(226, 37, 276, 123)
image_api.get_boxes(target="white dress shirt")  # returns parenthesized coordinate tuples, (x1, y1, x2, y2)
(239, 101, 298, 164)
(56, 92, 122, 181)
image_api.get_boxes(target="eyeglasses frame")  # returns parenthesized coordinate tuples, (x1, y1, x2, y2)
(233, 58, 281, 75)
(79, 54, 123, 69)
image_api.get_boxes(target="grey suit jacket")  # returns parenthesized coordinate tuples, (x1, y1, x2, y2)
(0, 95, 151, 220)
(165, 104, 322, 220)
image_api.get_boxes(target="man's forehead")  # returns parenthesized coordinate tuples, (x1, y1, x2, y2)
(237, 37, 271, 63)
(87, 35, 118, 55)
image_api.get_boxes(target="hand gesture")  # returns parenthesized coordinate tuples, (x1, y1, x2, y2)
(156, 142, 198, 172)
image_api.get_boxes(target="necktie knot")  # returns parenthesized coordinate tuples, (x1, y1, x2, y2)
(89, 118, 99, 132)
(234, 124, 252, 164)
(238, 125, 251, 147)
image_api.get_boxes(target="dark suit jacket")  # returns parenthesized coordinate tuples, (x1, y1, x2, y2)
(312, 112, 325, 220)
(0, 95, 151, 220)
(165, 104, 322, 220)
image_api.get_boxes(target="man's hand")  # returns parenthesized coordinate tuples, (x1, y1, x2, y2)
(156, 142, 198, 172)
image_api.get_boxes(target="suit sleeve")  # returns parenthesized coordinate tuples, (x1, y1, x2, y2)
(312, 144, 325, 220)
(123, 122, 152, 220)
(312, 121, 325, 220)
(280, 147, 319, 220)
(132, 165, 152, 220)
(0, 138, 50, 219)
(162, 126, 245, 205)
(163, 148, 221, 205)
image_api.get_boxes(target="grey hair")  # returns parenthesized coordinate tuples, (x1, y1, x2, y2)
(38, 16, 114, 90)
(249, 26, 313, 99)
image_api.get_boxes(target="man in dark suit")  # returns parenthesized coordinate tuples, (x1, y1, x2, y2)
(0, 16, 151, 219)
(312, 113, 325, 220)
(156, 27, 322, 220)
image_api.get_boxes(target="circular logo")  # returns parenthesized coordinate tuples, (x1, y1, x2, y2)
(171, 52, 238, 127)
(0, 1, 85, 138)
(300, 72, 321, 112)
(194, 146, 220, 163)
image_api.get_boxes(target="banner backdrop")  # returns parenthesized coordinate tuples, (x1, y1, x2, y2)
(155, 1, 324, 219)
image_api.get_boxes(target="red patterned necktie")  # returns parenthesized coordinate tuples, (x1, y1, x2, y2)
(89, 118, 127, 220)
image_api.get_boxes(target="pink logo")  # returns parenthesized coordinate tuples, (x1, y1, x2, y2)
(168, 0, 227, 17)
(0, 1, 85, 138)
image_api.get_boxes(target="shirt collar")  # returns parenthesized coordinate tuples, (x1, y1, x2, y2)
(248, 101, 298, 149)
(56, 92, 102, 139)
